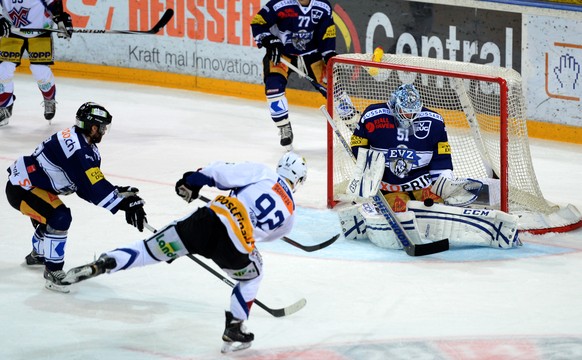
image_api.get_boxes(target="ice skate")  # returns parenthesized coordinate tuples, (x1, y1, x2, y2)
(0, 102, 13, 127)
(63, 254, 116, 284)
(220, 311, 254, 353)
(43, 99, 56, 122)
(25, 249, 45, 266)
(278, 122, 293, 150)
(44, 269, 70, 293)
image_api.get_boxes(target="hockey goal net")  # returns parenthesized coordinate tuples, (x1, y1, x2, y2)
(327, 53, 582, 234)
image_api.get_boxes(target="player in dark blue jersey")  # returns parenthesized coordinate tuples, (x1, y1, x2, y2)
(350, 84, 453, 212)
(5, 102, 147, 293)
(251, 0, 337, 149)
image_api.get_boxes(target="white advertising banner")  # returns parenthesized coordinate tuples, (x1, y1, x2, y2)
(524, 15, 582, 126)
(55, 1, 265, 84)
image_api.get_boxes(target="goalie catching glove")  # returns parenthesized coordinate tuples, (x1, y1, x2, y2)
(118, 195, 147, 232)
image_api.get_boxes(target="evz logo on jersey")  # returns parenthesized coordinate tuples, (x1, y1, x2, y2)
(292, 30, 313, 51)
(386, 146, 420, 178)
(9, 8, 31, 28)
(413, 120, 432, 139)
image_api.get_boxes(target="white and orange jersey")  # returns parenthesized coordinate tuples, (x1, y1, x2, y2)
(1, 0, 57, 30)
(200, 162, 296, 254)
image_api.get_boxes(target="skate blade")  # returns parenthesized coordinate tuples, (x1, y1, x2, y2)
(221, 341, 252, 353)
(45, 280, 70, 293)
(62, 265, 95, 284)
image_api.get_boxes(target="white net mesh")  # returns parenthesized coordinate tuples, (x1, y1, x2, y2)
(328, 53, 581, 232)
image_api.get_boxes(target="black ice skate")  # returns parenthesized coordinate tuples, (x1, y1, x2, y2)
(43, 99, 56, 121)
(25, 249, 45, 266)
(277, 122, 293, 150)
(62, 254, 117, 285)
(221, 311, 254, 353)
(44, 268, 70, 293)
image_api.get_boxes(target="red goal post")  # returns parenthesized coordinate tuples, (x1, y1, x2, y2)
(326, 53, 582, 234)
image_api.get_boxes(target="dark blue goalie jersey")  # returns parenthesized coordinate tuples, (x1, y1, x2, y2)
(251, 0, 336, 59)
(350, 102, 453, 193)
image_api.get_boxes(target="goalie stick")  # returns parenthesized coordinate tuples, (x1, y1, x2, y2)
(144, 223, 306, 318)
(11, 9, 174, 36)
(280, 58, 327, 98)
(321, 105, 449, 256)
(197, 194, 339, 252)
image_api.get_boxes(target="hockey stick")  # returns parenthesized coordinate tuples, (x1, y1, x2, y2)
(280, 58, 327, 98)
(11, 9, 174, 35)
(197, 194, 339, 252)
(321, 105, 449, 256)
(144, 223, 306, 318)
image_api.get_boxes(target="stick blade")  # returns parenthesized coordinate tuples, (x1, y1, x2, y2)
(151, 8, 174, 33)
(266, 298, 307, 318)
(406, 239, 449, 256)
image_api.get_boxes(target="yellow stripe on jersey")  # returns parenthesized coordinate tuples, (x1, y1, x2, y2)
(350, 135, 368, 147)
(437, 141, 451, 155)
(85, 167, 105, 184)
(272, 182, 294, 214)
(210, 195, 255, 253)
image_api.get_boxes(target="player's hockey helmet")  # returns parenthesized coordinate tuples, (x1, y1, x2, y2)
(277, 151, 307, 192)
(391, 84, 422, 128)
(75, 102, 113, 135)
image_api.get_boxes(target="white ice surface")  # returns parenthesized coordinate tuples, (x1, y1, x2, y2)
(1, 74, 582, 359)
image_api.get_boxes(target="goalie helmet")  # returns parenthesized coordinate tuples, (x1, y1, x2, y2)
(75, 102, 113, 135)
(390, 84, 422, 129)
(277, 151, 307, 192)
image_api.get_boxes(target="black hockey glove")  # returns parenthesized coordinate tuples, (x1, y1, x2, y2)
(53, 12, 73, 39)
(115, 185, 140, 197)
(0, 17, 10, 38)
(261, 35, 284, 65)
(118, 195, 147, 232)
(323, 51, 337, 64)
(175, 172, 202, 203)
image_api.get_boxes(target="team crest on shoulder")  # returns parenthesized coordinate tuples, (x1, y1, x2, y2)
(413, 120, 432, 139)
(386, 145, 420, 178)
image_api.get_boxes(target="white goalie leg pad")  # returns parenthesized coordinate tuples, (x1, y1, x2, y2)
(336, 202, 367, 240)
(345, 148, 385, 201)
(407, 200, 521, 249)
(360, 202, 421, 250)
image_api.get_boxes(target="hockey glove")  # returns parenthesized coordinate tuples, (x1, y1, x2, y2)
(175, 172, 202, 203)
(261, 35, 284, 65)
(323, 51, 337, 64)
(115, 185, 140, 197)
(0, 17, 10, 38)
(118, 195, 147, 232)
(53, 12, 73, 39)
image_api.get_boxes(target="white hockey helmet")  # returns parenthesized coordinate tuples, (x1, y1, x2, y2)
(277, 151, 307, 192)
(390, 84, 422, 128)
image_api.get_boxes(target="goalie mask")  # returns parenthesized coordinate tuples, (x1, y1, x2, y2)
(390, 84, 422, 129)
(75, 102, 113, 141)
(277, 151, 307, 192)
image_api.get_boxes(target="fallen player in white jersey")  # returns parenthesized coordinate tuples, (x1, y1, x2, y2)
(62, 152, 308, 353)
